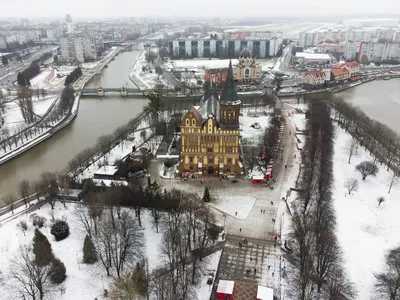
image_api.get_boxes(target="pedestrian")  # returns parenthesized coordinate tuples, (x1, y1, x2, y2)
(271, 201, 273, 205)
(272, 272, 274, 277)
(240, 228, 242, 232)
(254, 268, 257, 274)
(261, 209, 263, 213)
(250, 257, 252, 262)
(268, 265, 270, 270)
(274, 244, 276, 248)
(235, 211, 237, 216)
(272, 218, 275, 223)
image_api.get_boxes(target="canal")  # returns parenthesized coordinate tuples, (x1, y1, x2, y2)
(0, 49, 148, 201)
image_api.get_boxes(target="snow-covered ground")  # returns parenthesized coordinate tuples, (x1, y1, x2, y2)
(129, 51, 172, 90)
(332, 126, 400, 299)
(240, 108, 272, 144)
(1, 95, 57, 133)
(0, 202, 221, 300)
(209, 196, 256, 219)
(259, 59, 277, 71)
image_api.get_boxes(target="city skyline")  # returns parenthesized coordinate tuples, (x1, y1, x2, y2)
(0, 0, 399, 19)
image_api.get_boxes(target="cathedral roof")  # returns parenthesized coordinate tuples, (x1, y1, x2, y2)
(220, 60, 241, 106)
(239, 48, 252, 59)
(198, 81, 220, 120)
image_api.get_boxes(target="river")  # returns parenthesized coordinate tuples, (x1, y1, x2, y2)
(0, 49, 148, 201)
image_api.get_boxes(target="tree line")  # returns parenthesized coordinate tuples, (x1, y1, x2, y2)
(17, 62, 40, 86)
(64, 67, 82, 86)
(325, 95, 400, 174)
(288, 100, 355, 299)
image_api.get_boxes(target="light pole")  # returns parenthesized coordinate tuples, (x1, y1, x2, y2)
(223, 214, 227, 231)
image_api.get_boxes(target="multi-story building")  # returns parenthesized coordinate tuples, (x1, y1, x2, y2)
(332, 61, 360, 77)
(330, 68, 349, 82)
(168, 38, 279, 59)
(0, 37, 6, 49)
(179, 61, 243, 177)
(302, 70, 326, 90)
(60, 36, 84, 63)
(358, 42, 400, 63)
(204, 68, 228, 88)
(344, 41, 360, 60)
(317, 42, 345, 54)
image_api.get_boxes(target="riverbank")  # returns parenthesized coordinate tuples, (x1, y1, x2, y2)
(0, 94, 80, 165)
(0, 48, 122, 165)
(277, 73, 400, 97)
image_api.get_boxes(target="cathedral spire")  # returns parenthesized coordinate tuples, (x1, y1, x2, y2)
(220, 59, 239, 105)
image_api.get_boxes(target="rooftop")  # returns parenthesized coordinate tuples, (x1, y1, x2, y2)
(94, 165, 118, 176)
(295, 52, 332, 60)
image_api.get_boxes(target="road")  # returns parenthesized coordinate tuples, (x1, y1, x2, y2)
(0, 46, 57, 86)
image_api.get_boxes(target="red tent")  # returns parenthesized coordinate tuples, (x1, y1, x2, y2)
(252, 176, 265, 184)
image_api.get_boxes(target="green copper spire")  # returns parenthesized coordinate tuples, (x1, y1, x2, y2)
(220, 59, 239, 105)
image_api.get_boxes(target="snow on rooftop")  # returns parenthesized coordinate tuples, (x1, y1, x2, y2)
(94, 165, 118, 176)
(257, 285, 274, 300)
(217, 280, 235, 294)
(295, 52, 332, 60)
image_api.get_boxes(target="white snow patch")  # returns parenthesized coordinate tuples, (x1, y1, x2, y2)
(209, 196, 256, 219)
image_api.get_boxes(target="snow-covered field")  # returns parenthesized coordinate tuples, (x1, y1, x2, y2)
(0, 202, 221, 300)
(332, 126, 400, 299)
(240, 108, 271, 144)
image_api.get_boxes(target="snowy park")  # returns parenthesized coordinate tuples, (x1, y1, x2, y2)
(0, 201, 222, 300)
(332, 126, 400, 299)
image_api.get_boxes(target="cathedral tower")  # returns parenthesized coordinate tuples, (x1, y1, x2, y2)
(219, 60, 241, 128)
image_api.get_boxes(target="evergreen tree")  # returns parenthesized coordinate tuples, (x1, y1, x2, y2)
(147, 176, 151, 188)
(202, 186, 211, 202)
(83, 234, 97, 264)
(1, 55, 8, 65)
(32, 228, 53, 266)
(48, 257, 67, 284)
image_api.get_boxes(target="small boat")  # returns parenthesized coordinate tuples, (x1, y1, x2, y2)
(383, 77, 391, 80)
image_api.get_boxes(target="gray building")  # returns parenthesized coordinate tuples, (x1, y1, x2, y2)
(168, 39, 275, 59)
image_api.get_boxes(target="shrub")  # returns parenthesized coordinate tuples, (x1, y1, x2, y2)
(49, 258, 67, 284)
(33, 228, 53, 266)
(30, 214, 46, 228)
(83, 234, 97, 264)
(51, 221, 70, 241)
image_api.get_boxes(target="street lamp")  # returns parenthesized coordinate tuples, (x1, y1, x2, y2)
(223, 214, 227, 230)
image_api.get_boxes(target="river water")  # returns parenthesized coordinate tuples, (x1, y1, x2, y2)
(1, 51, 399, 202)
(0, 49, 148, 201)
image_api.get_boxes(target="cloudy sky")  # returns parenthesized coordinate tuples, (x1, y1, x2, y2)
(1, 0, 400, 19)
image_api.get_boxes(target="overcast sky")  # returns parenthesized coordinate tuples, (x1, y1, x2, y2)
(1, 0, 400, 19)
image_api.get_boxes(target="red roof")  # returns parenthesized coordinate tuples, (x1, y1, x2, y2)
(331, 68, 349, 76)
(304, 70, 325, 78)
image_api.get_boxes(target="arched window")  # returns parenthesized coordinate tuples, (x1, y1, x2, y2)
(186, 119, 189, 125)
(245, 68, 250, 78)
(192, 119, 196, 126)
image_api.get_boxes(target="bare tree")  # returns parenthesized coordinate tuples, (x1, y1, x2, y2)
(9, 246, 51, 300)
(19, 179, 31, 207)
(344, 178, 359, 194)
(40, 171, 59, 209)
(375, 246, 400, 300)
(346, 138, 358, 164)
(326, 265, 356, 300)
(151, 208, 162, 233)
(378, 196, 385, 206)
(355, 161, 379, 180)
(74, 203, 94, 238)
(3, 192, 16, 214)
(388, 171, 399, 194)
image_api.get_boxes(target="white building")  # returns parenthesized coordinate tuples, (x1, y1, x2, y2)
(344, 41, 360, 60)
(60, 36, 84, 63)
(358, 42, 400, 63)
(294, 52, 333, 65)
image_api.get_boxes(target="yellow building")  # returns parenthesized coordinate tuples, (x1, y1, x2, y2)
(179, 60, 243, 177)
(233, 48, 262, 84)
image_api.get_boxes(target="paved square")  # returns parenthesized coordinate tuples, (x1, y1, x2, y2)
(215, 237, 285, 297)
